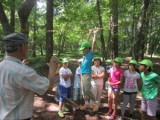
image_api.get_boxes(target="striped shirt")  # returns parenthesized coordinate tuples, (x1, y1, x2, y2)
(0, 55, 50, 120)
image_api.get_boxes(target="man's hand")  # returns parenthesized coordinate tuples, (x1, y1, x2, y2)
(22, 59, 29, 65)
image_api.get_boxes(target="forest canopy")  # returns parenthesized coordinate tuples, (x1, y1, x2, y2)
(0, 0, 160, 62)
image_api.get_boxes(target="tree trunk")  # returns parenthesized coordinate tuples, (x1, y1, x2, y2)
(0, 2, 12, 35)
(32, 3, 37, 58)
(96, 0, 106, 61)
(129, 0, 136, 56)
(110, 0, 119, 58)
(40, 43, 44, 56)
(46, 0, 54, 62)
(18, 0, 36, 36)
(10, 0, 15, 32)
(58, 32, 66, 57)
(132, 0, 150, 60)
(106, 18, 112, 59)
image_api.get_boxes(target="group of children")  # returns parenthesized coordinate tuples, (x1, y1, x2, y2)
(54, 29, 160, 120)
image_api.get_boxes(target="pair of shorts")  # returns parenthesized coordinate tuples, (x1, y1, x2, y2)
(106, 84, 112, 93)
(112, 87, 120, 94)
(141, 97, 157, 116)
(59, 85, 71, 102)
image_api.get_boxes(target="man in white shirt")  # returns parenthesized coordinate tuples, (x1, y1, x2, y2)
(0, 33, 58, 120)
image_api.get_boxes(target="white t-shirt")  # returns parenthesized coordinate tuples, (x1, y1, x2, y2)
(123, 70, 140, 92)
(91, 65, 105, 85)
(59, 67, 72, 88)
(73, 67, 81, 88)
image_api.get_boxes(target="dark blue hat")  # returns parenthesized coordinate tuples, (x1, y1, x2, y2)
(3, 33, 28, 52)
(3, 33, 28, 43)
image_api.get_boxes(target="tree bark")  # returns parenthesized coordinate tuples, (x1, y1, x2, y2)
(106, 18, 112, 59)
(32, 3, 37, 58)
(10, 0, 15, 32)
(110, 0, 119, 59)
(132, 0, 150, 60)
(46, 0, 54, 62)
(0, 2, 12, 35)
(18, 0, 36, 36)
(130, 0, 136, 56)
(96, 0, 106, 61)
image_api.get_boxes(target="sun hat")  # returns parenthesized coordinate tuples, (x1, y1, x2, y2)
(129, 60, 138, 65)
(114, 57, 123, 63)
(93, 56, 101, 61)
(139, 59, 153, 69)
(62, 58, 69, 63)
(79, 41, 91, 50)
(105, 59, 112, 63)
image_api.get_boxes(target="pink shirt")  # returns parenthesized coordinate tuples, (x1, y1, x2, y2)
(108, 67, 124, 88)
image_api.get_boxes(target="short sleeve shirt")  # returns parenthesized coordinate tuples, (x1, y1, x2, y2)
(108, 67, 124, 88)
(91, 65, 105, 85)
(59, 67, 72, 88)
(141, 72, 160, 99)
(106, 65, 112, 73)
(123, 70, 140, 92)
(73, 67, 81, 88)
(0, 56, 50, 119)
(80, 51, 94, 74)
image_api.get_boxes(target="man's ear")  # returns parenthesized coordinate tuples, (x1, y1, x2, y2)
(20, 44, 25, 52)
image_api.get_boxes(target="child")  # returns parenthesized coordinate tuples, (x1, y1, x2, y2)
(139, 59, 160, 120)
(121, 60, 140, 119)
(58, 58, 73, 118)
(107, 57, 124, 119)
(105, 59, 112, 72)
(105, 59, 113, 105)
(79, 28, 99, 112)
(73, 59, 83, 103)
(91, 57, 105, 108)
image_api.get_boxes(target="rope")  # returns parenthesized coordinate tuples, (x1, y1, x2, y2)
(47, 27, 105, 33)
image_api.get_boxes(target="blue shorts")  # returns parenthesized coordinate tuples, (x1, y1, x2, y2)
(59, 85, 71, 102)
(112, 87, 120, 94)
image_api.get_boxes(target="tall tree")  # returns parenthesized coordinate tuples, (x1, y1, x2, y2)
(0, 2, 12, 35)
(32, 2, 37, 57)
(109, 0, 119, 58)
(46, 0, 53, 62)
(132, 0, 150, 60)
(10, 0, 15, 32)
(18, 0, 36, 36)
(96, 0, 106, 61)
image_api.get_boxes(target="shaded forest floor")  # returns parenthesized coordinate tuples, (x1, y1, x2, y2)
(30, 57, 160, 120)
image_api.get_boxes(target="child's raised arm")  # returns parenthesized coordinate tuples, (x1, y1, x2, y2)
(87, 29, 93, 41)
(91, 28, 98, 52)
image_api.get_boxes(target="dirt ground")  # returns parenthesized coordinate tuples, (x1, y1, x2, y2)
(31, 58, 160, 120)
(32, 90, 143, 120)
